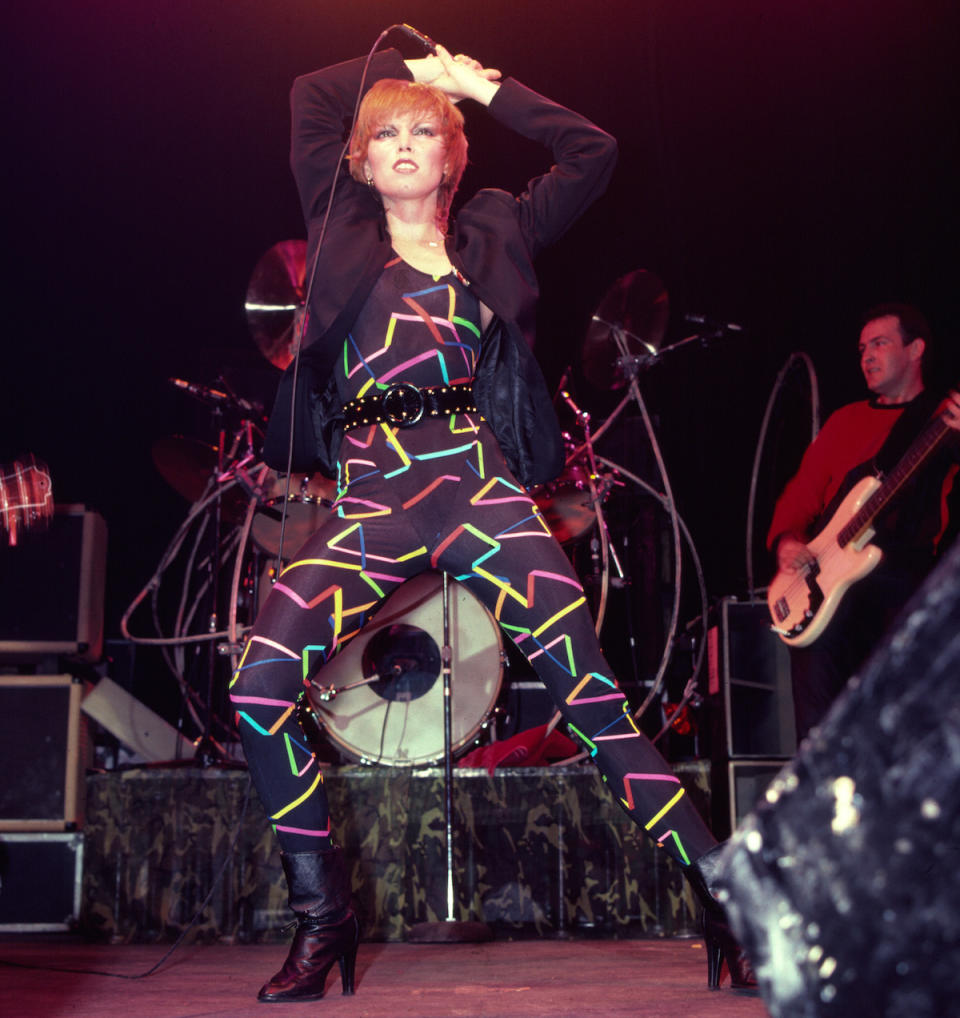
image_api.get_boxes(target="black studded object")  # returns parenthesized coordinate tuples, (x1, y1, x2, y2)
(342, 383, 477, 431)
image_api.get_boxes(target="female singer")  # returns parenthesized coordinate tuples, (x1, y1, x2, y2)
(230, 39, 751, 1002)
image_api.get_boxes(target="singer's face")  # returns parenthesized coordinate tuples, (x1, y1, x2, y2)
(362, 112, 448, 206)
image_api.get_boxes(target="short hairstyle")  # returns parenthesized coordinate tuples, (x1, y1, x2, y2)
(860, 302, 932, 352)
(348, 79, 468, 231)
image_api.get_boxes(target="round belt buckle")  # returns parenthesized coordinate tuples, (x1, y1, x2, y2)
(381, 383, 425, 427)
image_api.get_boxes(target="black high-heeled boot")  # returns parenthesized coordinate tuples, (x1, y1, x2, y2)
(688, 844, 757, 991)
(258, 846, 360, 1003)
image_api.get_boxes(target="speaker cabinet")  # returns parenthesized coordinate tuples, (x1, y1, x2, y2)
(0, 675, 90, 830)
(710, 597, 796, 758)
(0, 504, 107, 661)
(726, 759, 787, 832)
(0, 832, 84, 931)
(708, 598, 795, 838)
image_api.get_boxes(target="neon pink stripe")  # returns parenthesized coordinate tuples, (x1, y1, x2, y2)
(474, 495, 531, 505)
(338, 497, 390, 511)
(378, 350, 439, 380)
(569, 693, 625, 704)
(274, 824, 331, 837)
(271, 583, 310, 609)
(529, 569, 583, 589)
(625, 772, 681, 783)
(228, 695, 295, 707)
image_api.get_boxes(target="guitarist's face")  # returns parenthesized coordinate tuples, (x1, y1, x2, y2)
(859, 315, 925, 404)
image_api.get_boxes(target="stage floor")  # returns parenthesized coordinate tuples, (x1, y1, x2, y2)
(1, 935, 770, 1018)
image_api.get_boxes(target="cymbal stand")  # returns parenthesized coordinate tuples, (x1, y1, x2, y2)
(407, 571, 491, 943)
(558, 392, 622, 633)
(606, 327, 686, 723)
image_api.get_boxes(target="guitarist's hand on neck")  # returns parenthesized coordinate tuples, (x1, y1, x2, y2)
(944, 390, 960, 433)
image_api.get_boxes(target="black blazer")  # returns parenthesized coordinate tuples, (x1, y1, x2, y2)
(264, 49, 617, 487)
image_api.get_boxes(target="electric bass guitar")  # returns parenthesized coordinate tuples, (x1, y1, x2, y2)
(767, 407, 956, 647)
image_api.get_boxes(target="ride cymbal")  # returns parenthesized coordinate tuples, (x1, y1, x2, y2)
(582, 269, 668, 390)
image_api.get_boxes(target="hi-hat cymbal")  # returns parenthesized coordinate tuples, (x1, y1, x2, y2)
(245, 239, 306, 370)
(582, 269, 669, 390)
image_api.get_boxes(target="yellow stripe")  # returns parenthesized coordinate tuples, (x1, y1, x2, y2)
(644, 788, 685, 830)
(532, 596, 586, 638)
(272, 769, 323, 820)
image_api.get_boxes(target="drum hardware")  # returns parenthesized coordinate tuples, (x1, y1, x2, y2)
(561, 270, 719, 736)
(124, 380, 268, 763)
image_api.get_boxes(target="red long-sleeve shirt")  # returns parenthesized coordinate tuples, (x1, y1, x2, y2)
(766, 400, 907, 549)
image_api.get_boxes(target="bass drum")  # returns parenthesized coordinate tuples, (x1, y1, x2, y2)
(305, 572, 503, 766)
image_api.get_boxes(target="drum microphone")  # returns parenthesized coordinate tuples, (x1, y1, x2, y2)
(395, 23, 438, 54)
(169, 377, 259, 413)
(561, 390, 589, 422)
(170, 378, 231, 404)
(683, 313, 743, 335)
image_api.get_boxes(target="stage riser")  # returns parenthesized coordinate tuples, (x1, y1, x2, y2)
(80, 764, 710, 942)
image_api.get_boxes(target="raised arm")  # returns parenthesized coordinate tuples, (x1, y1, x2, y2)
(289, 49, 412, 222)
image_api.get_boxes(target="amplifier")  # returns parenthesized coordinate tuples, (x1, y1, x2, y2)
(0, 674, 90, 830)
(0, 832, 84, 931)
(0, 504, 107, 661)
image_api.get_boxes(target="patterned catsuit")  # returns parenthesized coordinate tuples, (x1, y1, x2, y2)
(230, 251, 715, 868)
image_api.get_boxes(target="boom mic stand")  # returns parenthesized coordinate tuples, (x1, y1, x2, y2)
(406, 572, 491, 943)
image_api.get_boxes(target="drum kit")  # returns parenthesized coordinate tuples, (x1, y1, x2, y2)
(133, 242, 710, 767)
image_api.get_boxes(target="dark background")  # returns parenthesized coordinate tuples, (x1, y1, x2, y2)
(4, 1, 958, 711)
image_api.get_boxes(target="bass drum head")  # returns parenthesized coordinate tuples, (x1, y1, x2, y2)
(307, 572, 503, 766)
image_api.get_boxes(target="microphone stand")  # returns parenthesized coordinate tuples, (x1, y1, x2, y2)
(406, 572, 491, 943)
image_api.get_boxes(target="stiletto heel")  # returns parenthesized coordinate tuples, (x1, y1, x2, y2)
(338, 915, 360, 995)
(703, 907, 755, 990)
(258, 847, 360, 1003)
(704, 915, 724, 990)
(688, 844, 758, 991)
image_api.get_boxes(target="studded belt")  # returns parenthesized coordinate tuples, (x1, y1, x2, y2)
(342, 383, 477, 432)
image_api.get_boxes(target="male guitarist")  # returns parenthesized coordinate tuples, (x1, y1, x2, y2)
(767, 303, 960, 741)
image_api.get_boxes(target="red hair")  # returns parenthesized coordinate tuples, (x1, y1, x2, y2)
(348, 78, 468, 231)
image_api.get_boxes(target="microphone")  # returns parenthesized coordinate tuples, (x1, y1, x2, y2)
(395, 23, 438, 55)
(683, 313, 743, 335)
(169, 377, 261, 415)
(561, 390, 589, 421)
(169, 378, 231, 405)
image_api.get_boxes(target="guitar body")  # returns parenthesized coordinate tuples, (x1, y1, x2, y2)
(767, 476, 884, 647)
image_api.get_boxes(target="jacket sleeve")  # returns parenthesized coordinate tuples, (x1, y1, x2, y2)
(481, 78, 618, 258)
(290, 49, 412, 223)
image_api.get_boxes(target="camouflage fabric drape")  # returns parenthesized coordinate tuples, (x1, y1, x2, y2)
(81, 763, 710, 943)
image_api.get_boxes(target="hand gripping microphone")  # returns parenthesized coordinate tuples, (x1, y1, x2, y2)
(395, 23, 438, 55)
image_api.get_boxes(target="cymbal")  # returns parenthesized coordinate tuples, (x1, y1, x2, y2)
(151, 436, 249, 520)
(245, 239, 306, 370)
(581, 269, 669, 390)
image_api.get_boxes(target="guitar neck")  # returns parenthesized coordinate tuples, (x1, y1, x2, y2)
(837, 413, 952, 548)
